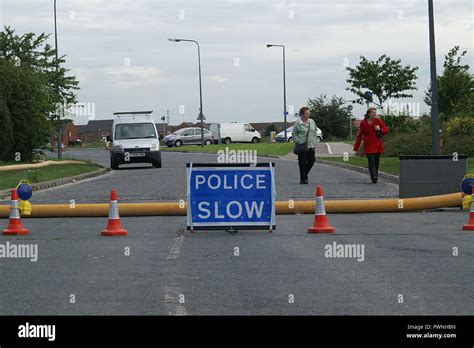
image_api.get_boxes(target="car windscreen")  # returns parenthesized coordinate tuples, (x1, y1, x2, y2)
(115, 123, 157, 140)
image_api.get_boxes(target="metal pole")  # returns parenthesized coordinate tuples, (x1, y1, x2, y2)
(349, 113, 352, 139)
(197, 42, 204, 147)
(54, 0, 62, 159)
(428, 0, 440, 155)
(283, 46, 287, 141)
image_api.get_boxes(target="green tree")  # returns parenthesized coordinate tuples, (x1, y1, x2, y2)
(424, 46, 474, 122)
(0, 26, 80, 161)
(265, 123, 278, 136)
(0, 26, 79, 120)
(0, 95, 14, 160)
(346, 55, 418, 106)
(0, 59, 51, 161)
(307, 95, 351, 139)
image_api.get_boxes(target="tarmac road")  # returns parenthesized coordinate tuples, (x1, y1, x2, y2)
(0, 150, 472, 315)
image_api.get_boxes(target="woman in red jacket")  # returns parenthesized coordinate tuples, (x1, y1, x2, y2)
(353, 107, 389, 183)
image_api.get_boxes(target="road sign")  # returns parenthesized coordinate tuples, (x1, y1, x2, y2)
(16, 181, 33, 201)
(186, 163, 276, 231)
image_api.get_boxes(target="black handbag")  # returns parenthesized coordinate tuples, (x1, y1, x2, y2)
(293, 122, 311, 155)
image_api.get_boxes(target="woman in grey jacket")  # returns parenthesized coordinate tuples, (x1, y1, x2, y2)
(293, 106, 318, 184)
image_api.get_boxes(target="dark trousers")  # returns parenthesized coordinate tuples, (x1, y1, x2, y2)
(297, 148, 316, 181)
(366, 153, 381, 179)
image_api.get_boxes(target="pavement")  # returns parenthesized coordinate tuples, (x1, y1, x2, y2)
(0, 149, 472, 315)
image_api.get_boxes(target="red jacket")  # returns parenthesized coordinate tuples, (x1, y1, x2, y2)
(353, 118, 389, 155)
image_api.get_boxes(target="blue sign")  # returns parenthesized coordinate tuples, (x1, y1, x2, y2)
(187, 163, 276, 231)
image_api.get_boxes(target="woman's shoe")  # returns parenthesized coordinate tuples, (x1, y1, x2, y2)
(371, 177, 378, 183)
(300, 179, 309, 184)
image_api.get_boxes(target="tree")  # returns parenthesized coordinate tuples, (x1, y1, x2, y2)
(307, 95, 351, 139)
(346, 55, 418, 107)
(424, 46, 474, 122)
(0, 95, 14, 160)
(265, 123, 279, 136)
(0, 26, 80, 161)
(0, 59, 51, 161)
(0, 26, 79, 121)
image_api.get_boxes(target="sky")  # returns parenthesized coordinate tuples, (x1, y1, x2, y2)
(0, 0, 472, 125)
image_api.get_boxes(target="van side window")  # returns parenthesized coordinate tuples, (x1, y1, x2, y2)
(245, 124, 253, 132)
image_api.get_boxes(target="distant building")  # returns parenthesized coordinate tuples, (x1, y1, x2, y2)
(50, 121, 77, 147)
(76, 120, 114, 142)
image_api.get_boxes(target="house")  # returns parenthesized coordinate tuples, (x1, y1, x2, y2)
(50, 121, 78, 147)
(76, 120, 114, 142)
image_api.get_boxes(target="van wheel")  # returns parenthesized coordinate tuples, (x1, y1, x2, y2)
(110, 158, 119, 170)
(317, 136, 322, 143)
(288, 137, 293, 142)
(204, 139, 212, 146)
(251, 137, 259, 144)
(153, 161, 162, 168)
(224, 138, 231, 145)
(175, 140, 183, 147)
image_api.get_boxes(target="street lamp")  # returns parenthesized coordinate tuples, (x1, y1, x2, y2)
(267, 44, 287, 140)
(168, 38, 205, 147)
(428, 0, 440, 155)
(53, 0, 63, 159)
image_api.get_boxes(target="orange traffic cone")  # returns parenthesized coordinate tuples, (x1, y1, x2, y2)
(463, 185, 474, 231)
(308, 186, 335, 234)
(101, 190, 128, 236)
(2, 190, 29, 235)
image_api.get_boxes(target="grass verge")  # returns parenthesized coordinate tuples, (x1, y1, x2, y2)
(317, 156, 473, 176)
(163, 142, 294, 157)
(0, 162, 103, 190)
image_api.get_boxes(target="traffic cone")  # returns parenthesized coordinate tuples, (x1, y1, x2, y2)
(101, 190, 128, 236)
(2, 190, 29, 235)
(308, 186, 335, 234)
(462, 186, 474, 231)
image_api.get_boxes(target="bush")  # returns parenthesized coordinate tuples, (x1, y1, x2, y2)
(446, 116, 474, 137)
(442, 134, 474, 156)
(379, 114, 421, 134)
(265, 123, 279, 136)
(383, 128, 432, 156)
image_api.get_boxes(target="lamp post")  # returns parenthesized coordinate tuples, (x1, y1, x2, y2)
(161, 115, 166, 139)
(346, 104, 354, 139)
(53, 0, 63, 159)
(266, 44, 287, 140)
(428, 0, 440, 155)
(168, 38, 205, 147)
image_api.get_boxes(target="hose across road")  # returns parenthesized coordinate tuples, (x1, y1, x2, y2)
(0, 192, 463, 218)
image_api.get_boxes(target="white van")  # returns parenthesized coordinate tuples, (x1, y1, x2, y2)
(209, 122, 261, 144)
(108, 111, 161, 170)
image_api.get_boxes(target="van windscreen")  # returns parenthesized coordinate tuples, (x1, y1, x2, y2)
(115, 123, 157, 140)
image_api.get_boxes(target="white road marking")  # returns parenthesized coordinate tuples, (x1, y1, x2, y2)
(325, 143, 333, 155)
(164, 287, 188, 316)
(167, 233, 184, 260)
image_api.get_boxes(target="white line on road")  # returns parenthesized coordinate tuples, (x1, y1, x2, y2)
(167, 233, 184, 260)
(326, 143, 333, 155)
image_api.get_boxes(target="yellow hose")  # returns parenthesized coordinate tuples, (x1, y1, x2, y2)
(0, 192, 462, 218)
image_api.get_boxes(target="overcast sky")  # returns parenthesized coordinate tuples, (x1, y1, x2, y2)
(1, 0, 472, 125)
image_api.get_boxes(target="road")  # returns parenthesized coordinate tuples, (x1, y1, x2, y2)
(0, 149, 472, 315)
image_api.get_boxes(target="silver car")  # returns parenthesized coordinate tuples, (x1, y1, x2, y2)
(163, 127, 213, 147)
(275, 126, 323, 142)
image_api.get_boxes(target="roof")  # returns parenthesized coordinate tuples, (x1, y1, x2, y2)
(76, 119, 114, 133)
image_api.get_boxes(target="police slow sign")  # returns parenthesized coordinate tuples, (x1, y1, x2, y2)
(187, 163, 276, 232)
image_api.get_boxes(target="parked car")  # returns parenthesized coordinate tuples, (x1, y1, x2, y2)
(209, 122, 261, 144)
(107, 111, 161, 170)
(275, 126, 323, 143)
(163, 127, 213, 147)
